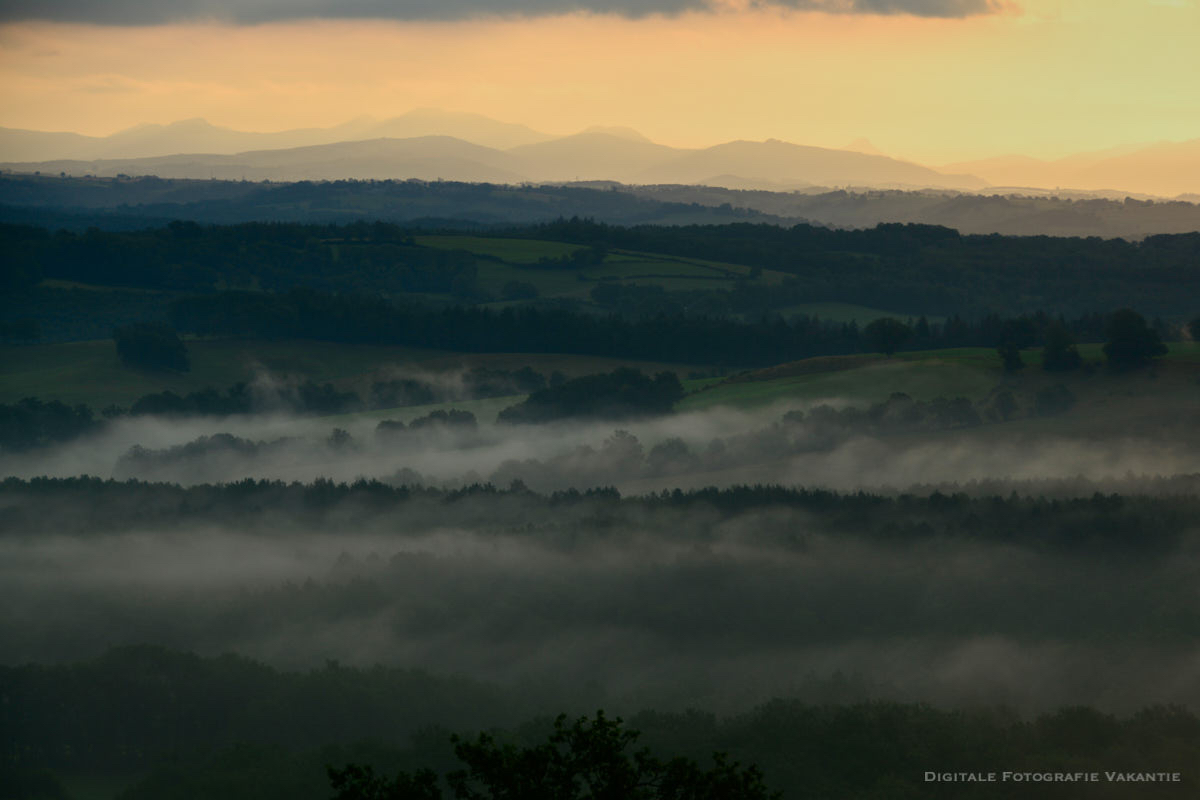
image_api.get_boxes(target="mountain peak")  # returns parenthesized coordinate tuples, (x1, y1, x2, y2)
(166, 118, 224, 132)
(581, 125, 651, 143)
(844, 138, 886, 156)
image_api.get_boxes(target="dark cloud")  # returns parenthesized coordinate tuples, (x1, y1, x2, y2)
(0, 0, 1004, 25)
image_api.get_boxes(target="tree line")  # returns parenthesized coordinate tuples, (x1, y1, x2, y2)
(166, 288, 1184, 368)
(3, 477, 1196, 554)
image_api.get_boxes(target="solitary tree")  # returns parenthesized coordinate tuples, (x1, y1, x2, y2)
(997, 341, 1024, 372)
(112, 323, 190, 372)
(1042, 322, 1082, 372)
(1102, 309, 1167, 370)
(863, 317, 912, 357)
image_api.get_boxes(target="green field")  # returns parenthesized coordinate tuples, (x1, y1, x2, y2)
(415, 235, 791, 300)
(413, 235, 587, 264)
(679, 356, 1000, 411)
(0, 339, 444, 406)
(0, 339, 708, 408)
(7, 335, 1197, 423)
(679, 342, 1200, 413)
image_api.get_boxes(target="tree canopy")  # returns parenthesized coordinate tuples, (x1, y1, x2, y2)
(1103, 309, 1168, 369)
(863, 317, 912, 357)
(328, 712, 780, 800)
(113, 322, 190, 372)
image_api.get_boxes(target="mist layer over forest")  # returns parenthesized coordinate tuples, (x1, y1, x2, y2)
(6, 381, 1200, 490)
(4, 377, 1200, 715)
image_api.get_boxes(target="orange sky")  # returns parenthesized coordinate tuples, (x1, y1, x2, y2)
(0, 0, 1197, 162)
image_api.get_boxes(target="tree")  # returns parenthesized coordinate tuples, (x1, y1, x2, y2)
(988, 390, 1019, 422)
(112, 323, 190, 372)
(1188, 315, 1200, 343)
(329, 712, 780, 800)
(330, 763, 442, 800)
(997, 341, 1024, 372)
(498, 369, 683, 424)
(863, 317, 911, 357)
(1035, 384, 1076, 417)
(1041, 322, 1082, 372)
(1102, 308, 1167, 370)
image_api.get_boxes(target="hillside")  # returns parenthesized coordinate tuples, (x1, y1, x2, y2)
(7, 174, 1200, 239)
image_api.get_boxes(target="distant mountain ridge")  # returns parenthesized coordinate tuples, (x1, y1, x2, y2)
(0, 109, 556, 161)
(2, 110, 1196, 196)
(1, 124, 986, 192)
(944, 139, 1200, 199)
(636, 139, 984, 191)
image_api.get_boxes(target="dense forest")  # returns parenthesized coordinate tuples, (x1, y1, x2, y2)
(4, 218, 1200, 327)
(166, 289, 1172, 367)
(503, 218, 1200, 316)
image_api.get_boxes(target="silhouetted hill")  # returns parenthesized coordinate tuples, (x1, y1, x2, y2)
(509, 132, 683, 181)
(0, 111, 556, 162)
(0, 174, 786, 228)
(629, 184, 1200, 238)
(3, 175, 1198, 238)
(2, 121, 987, 191)
(946, 139, 1200, 198)
(638, 139, 985, 191)
(0, 136, 527, 183)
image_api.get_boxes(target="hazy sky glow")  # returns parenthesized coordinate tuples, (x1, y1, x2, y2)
(0, 0, 1196, 162)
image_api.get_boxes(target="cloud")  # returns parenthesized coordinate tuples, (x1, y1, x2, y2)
(0, 0, 1006, 26)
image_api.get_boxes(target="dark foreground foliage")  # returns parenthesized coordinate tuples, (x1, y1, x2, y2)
(330, 712, 779, 800)
(4, 646, 1199, 799)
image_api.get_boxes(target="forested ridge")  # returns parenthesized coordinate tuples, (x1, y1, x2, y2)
(4, 218, 1199, 317)
(4, 174, 1200, 239)
(509, 218, 1200, 316)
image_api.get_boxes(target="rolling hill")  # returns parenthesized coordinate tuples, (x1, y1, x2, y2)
(945, 139, 1200, 198)
(638, 138, 986, 191)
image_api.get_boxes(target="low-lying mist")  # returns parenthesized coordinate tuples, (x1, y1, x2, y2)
(2, 478, 1198, 714)
(4, 382, 1199, 716)
(5, 396, 1200, 493)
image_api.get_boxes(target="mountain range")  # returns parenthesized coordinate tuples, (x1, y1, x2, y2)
(1, 110, 1196, 197)
(943, 140, 1200, 199)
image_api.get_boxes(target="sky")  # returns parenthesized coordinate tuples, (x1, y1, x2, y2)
(0, 0, 1196, 163)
